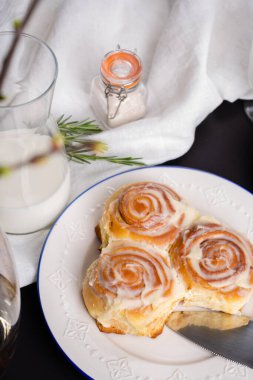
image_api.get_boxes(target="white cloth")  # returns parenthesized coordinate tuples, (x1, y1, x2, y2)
(1, 0, 253, 287)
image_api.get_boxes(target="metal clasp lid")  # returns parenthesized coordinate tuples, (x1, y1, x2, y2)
(105, 84, 127, 119)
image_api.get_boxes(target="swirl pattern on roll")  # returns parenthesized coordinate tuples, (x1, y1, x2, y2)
(89, 243, 174, 308)
(105, 182, 197, 247)
(171, 222, 253, 293)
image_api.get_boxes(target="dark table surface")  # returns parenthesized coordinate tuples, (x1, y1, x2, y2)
(2, 100, 253, 380)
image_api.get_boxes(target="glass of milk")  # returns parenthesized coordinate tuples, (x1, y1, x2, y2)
(0, 32, 70, 234)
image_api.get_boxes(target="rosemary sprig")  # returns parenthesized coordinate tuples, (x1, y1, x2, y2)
(57, 115, 108, 155)
(68, 151, 145, 166)
(57, 115, 102, 140)
(57, 116, 145, 166)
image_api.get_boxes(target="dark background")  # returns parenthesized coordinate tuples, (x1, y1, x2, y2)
(2, 100, 253, 380)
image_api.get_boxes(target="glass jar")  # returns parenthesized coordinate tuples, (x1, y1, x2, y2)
(0, 32, 70, 234)
(90, 47, 147, 129)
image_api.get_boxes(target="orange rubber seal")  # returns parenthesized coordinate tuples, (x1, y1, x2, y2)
(101, 49, 142, 89)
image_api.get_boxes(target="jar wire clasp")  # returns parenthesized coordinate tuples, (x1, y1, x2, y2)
(105, 84, 127, 119)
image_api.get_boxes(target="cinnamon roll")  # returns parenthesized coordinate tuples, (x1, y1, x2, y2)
(98, 182, 199, 250)
(82, 241, 184, 337)
(169, 221, 253, 314)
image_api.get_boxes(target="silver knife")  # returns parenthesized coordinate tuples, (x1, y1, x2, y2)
(166, 311, 253, 368)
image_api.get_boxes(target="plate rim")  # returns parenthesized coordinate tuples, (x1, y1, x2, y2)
(37, 165, 253, 379)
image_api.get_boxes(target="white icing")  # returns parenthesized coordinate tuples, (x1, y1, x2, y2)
(90, 241, 178, 310)
(184, 226, 253, 290)
(169, 196, 200, 228)
(110, 182, 199, 239)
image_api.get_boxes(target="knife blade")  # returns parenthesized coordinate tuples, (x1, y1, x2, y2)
(166, 311, 253, 368)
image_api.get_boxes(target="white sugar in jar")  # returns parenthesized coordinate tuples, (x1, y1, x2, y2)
(90, 47, 147, 129)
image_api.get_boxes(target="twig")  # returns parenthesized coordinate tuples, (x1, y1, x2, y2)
(0, 0, 41, 99)
(0, 134, 63, 176)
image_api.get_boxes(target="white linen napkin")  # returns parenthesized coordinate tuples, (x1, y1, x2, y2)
(1, 0, 253, 287)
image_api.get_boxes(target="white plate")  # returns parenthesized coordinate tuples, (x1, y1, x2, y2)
(38, 166, 253, 380)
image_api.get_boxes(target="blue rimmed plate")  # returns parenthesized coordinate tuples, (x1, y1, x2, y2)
(38, 166, 253, 380)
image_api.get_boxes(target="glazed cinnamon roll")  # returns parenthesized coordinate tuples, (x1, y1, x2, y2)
(82, 241, 184, 337)
(98, 182, 199, 250)
(169, 221, 253, 314)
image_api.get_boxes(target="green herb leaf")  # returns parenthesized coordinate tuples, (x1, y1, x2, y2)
(57, 115, 145, 167)
(12, 19, 22, 30)
(68, 152, 145, 166)
(0, 166, 11, 176)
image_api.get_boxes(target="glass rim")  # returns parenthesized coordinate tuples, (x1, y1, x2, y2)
(0, 31, 58, 109)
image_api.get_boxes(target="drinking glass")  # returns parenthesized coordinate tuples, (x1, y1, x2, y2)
(0, 32, 70, 234)
(0, 228, 20, 376)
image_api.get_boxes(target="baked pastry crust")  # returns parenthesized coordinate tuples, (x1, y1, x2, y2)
(169, 221, 253, 314)
(166, 311, 250, 331)
(82, 241, 185, 337)
(98, 181, 199, 250)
